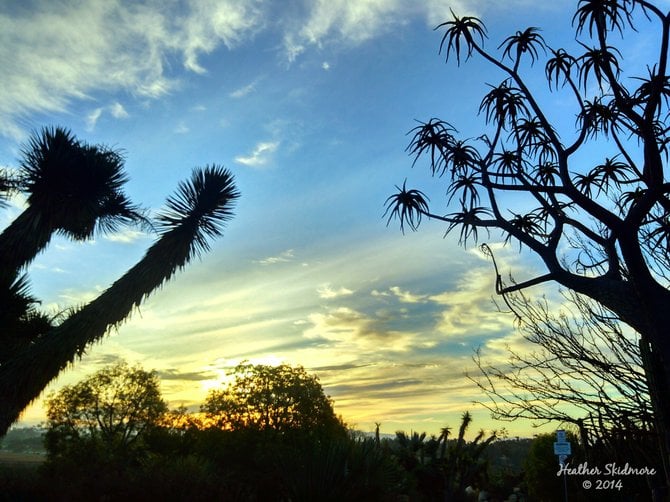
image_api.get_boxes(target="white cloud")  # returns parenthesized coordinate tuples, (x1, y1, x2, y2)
(304, 306, 417, 352)
(103, 229, 150, 244)
(234, 140, 280, 167)
(86, 102, 129, 130)
(110, 102, 129, 118)
(86, 108, 104, 130)
(317, 284, 354, 299)
(0, 0, 263, 138)
(280, 0, 479, 61)
(429, 267, 512, 337)
(229, 78, 261, 98)
(389, 286, 427, 304)
(256, 249, 294, 265)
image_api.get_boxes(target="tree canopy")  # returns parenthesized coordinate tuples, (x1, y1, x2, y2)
(45, 361, 166, 462)
(201, 362, 345, 436)
(385, 0, 670, 493)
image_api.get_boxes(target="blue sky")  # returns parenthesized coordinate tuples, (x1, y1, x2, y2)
(0, 0, 596, 437)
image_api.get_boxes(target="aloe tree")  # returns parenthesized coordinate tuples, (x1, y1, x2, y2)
(385, 1, 670, 493)
(0, 127, 239, 435)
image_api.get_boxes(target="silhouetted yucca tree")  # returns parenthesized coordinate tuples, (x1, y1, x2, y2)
(0, 127, 239, 435)
(385, 1, 670, 493)
(0, 127, 146, 287)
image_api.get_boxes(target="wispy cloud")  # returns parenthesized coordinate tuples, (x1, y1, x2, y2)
(281, 0, 477, 61)
(303, 306, 421, 353)
(1, 0, 534, 138)
(429, 267, 512, 337)
(0, 0, 263, 138)
(234, 140, 280, 167)
(389, 286, 427, 303)
(86, 108, 104, 131)
(229, 78, 261, 98)
(103, 229, 150, 244)
(255, 249, 295, 265)
(110, 102, 129, 118)
(317, 284, 354, 299)
(86, 102, 130, 130)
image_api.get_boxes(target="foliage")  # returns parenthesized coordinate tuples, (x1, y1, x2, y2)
(201, 362, 346, 438)
(524, 432, 582, 502)
(391, 412, 497, 501)
(385, 1, 670, 491)
(0, 126, 239, 436)
(44, 362, 166, 467)
(277, 436, 402, 502)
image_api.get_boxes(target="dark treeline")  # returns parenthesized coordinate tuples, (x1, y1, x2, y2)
(0, 361, 656, 501)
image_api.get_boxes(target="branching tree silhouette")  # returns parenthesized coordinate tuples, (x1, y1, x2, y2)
(470, 289, 660, 469)
(0, 126, 239, 436)
(385, 0, 670, 493)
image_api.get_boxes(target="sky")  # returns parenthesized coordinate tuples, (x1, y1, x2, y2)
(0, 0, 621, 438)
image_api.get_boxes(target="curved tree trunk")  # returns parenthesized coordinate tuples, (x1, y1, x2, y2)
(0, 208, 54, 287)
(0, 221, 210, 434)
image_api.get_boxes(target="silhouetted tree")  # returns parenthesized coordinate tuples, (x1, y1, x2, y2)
(202, 362, 346, 437)
(45, 361, 167, 464)
(0, 126, 239, 436)
(0, 127, 145, 288)
(385, 2, 670, 493)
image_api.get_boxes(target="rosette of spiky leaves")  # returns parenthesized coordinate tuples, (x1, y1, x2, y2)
(436, 10, 487, 65)
(447, 172, 481, 209)
(577, 97, 623, 139)
(646, 210, 670, 255)
(0, 127, 147, 283)
(504, 211, 547, 250)
(545, 48, 578, 90)
(492, 150, 527, 180)
(19, 126, 145, 239)
(591, 155, 634, 192)
(155, 165, 239, 260)
(406, 119, 457, 175)
(498, 27, 546, 69)
(0, 165, 239, 435)
(577, 43, 622, 90)
(0, 275, 52, 366)
(0, 168, 18, 208)
(513, 118, 556, 161)
(479, 81, 529, 129)
(573, 0, 637, 37)
(632, 65, 670, 114)
(533, 161, 561, 185)
(384, 180, 430, 234)
(445, 206, 493, 246)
